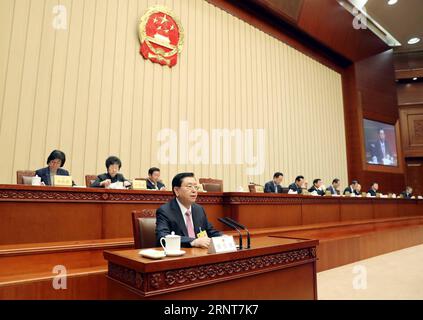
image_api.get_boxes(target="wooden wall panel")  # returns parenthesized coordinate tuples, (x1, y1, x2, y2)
(342, 50, 406, 193)
(397, 83, 423, 105)
(399, 105, 423, 157)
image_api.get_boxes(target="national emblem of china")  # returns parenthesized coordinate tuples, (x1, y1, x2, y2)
(138, 6, 184, 67)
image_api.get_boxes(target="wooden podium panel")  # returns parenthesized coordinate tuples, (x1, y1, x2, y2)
(104, 236, 318, 300)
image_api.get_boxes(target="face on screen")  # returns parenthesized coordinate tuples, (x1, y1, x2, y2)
(379, 130, 385, 141)
(363, 119, 398, 167)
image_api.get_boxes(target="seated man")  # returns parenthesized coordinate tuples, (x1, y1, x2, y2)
(146, 167, 166, 190)
(343, 180, 359, 195)
(308, 178, 325, 196)
(367, 182, 379, 197)
(401, 186, 413, 199)
(369, 129, 392, 164)
(91, 156, 131, 188)
(326, 178, 340, 195)
(35, 150, 73, 186)
(288, 175, 305, 194)
(155, 172, 222, 248)
(264, 172, 284, 193)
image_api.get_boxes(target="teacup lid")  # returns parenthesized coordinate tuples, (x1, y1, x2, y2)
(166, 231, 180, 238)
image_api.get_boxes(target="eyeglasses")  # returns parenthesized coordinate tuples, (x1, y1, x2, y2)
(182, 185, 200, 191)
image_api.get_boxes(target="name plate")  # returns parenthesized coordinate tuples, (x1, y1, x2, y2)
(132, 179, 147, 190)
(208, 235, 237, 254)
(255, 185, 264, 193)
(53, 175, 73, 187)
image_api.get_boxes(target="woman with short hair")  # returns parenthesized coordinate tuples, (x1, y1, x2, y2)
(91, 156, 131, 188)
(35, 150, 71, 186)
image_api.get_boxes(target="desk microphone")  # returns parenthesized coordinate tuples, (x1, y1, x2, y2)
(218, 217, 243, 250)
(222, 217, 251, 249)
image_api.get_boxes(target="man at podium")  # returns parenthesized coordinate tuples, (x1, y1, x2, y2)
(155, 172, 222, 248)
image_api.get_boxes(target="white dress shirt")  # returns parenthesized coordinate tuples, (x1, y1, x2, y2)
(380, 141, 386, 158)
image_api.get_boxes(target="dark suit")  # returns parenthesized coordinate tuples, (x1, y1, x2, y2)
(264, 181, 283, 193)
(401, 191, 412, 199)
(146, 179, 165, 190)
(35, 167, 71, 186)
(90, 173, 130, 188)
(326, 185, 338, 195)
(370, 139, 391, 164)
(155, 198, 222, 247)
(308, 186, 324, 196)
(343, 186, 359, 196)
(288, 182, 302, 194)
(367, 189, 377, 197)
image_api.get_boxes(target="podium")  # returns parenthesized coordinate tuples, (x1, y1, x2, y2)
(104, 236, 318, 300)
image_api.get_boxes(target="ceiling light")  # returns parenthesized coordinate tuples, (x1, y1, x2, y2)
(413, 77, 418, 81)
(408, 37, 421, 45)
(387, 0, 398, 5)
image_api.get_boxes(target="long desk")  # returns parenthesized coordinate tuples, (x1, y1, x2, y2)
(104, 236, 318, 300)
(1, 184, 422, 245)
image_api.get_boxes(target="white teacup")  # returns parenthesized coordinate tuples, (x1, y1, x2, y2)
(160, 232, 181, 253)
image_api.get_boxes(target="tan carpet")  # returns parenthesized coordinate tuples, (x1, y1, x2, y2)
(317, 244, 423, 300)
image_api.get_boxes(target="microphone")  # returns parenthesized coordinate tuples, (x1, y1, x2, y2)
(218, 217, 243, 250)
(223, 217, 251, 249)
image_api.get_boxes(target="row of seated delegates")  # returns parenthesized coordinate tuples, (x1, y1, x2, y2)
(155, 172, 222, 248)
(35, 150, 75, 186)
(146, 167, 167, 190)
(90, 156, 131, 188)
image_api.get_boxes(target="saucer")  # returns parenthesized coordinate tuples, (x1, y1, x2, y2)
(139, 249, 166, 260)
(165, 250, 186, 257)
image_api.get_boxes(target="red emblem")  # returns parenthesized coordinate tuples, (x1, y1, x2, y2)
(138, 6, 184, 67)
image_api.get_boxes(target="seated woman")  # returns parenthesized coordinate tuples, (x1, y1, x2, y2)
(35, 150, 71, 186)
(91, 156, 131, 188)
